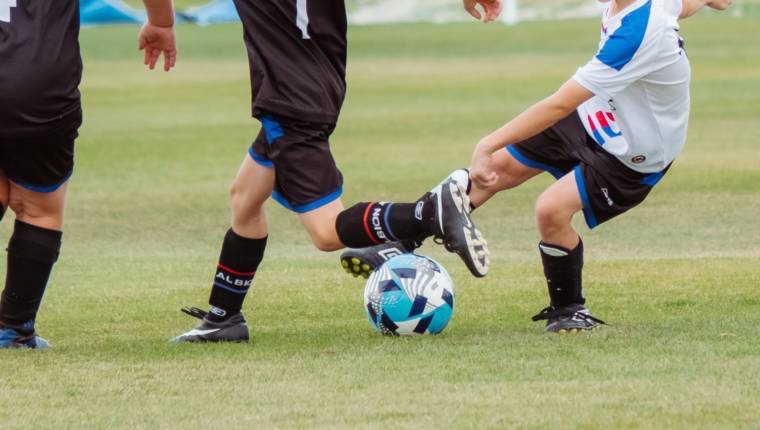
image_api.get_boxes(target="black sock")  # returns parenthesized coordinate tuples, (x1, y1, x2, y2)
(208, 229, 267, 321)
(539, 238, 585, 308)
(335, 198, 434, 248)
(0, 220, 62, 333)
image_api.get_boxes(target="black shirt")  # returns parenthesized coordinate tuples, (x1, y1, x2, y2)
(0, 0, 82, 137)
(233, 0, 347, 124)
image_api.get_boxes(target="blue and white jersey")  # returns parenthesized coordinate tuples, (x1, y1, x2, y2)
(573, 0, 690, 173)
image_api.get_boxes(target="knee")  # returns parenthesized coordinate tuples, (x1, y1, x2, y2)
(535, 194, 571, 233)
(229, 182, 264, 219)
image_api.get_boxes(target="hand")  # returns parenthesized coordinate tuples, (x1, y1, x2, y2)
(469, 145, 499, 188)
(463, 0, 503, 22)
(138, 22, 177, 71)
(707, 0, 732, 10)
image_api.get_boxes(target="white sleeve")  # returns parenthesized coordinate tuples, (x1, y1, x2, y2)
(573, 7, 661, 99)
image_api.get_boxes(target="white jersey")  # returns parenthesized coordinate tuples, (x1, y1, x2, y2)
(573, 0, 690, 173)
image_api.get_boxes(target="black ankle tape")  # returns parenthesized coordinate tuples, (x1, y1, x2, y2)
(8, 220, 62, 264)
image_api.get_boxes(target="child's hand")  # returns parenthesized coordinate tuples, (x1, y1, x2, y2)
(707, 0, 732, 10)
(463, 0, 503, 22)
(138, 22, 177, 71)
(470, 146, 499, 188)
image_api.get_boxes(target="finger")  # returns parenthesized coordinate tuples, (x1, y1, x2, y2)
(168, 50, 177, 70)
(149, 49, 159, 70)
(143, 48, 151, 66)
(485, 2, 503, 21)
(465, 5, 482, 20)
(138, 37, 146, 50)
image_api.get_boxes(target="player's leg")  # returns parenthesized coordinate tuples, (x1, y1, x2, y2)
(0, 181, 68, 349)
(338, 148, 545, 278)
(530, 169, 605, 333)
(172, 154, 273, 343)
(299, 198, 345, 252)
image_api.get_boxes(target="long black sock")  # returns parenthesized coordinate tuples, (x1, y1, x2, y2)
(208, 229, 267, 321)
(539, 238, 585, 307)
(0, 220, 62, 333)
(335, 198, 434, 248)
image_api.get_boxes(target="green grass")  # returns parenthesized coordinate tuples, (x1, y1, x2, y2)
(1, 17, 760, 429)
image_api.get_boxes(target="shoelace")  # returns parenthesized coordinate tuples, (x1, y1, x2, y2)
(531, 306, 607, 325)
(181, 307, 208, 320)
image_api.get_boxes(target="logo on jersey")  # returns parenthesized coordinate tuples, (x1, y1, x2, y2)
(631, 155, 646, 164)
(1, 0, 17, 23)
(587, 111, 623, 145)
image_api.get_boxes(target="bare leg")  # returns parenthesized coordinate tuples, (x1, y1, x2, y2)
(469, 149, 544, 208)
(299, 198, 345, 252)
(229, 155, 275, 239)
(534, 171, 583, 249)
(8, 181, 68, 231)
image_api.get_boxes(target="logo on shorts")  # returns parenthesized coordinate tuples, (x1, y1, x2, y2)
(631, 155, 646, 164)
(601, 188, 614, 206)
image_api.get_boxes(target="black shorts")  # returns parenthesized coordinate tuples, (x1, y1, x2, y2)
(509, 112, 670, 229)
(249, 113, 343, 213)
(0, 108, 81, 193)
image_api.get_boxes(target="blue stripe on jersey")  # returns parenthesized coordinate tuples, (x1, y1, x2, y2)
(260, 115, 285, 144)
(596, 0, 652, 71)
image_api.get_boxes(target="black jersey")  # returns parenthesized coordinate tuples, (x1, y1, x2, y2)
(0, 0, 82, 137)
(233, 0, 347, 124)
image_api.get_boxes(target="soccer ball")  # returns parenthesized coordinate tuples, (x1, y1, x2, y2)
(364, 253, 455, 335)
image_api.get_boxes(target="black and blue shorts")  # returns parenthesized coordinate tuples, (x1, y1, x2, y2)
(0, 108, 81, 193)
(508, 112, 670, 229)
(248, 113, 343, 213)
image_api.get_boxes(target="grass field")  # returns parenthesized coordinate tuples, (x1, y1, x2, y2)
(1, 16, 759, 430)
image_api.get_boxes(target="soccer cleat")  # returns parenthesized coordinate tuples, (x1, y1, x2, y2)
(340, 240, 422, 279)
(0, 327, 50, 349)
(170, 307, 250, 343)
(430, 177, 489, 278)
(531, 304, 606, 333)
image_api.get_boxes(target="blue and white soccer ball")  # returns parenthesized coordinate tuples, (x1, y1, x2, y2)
(364, 254, 455, 335)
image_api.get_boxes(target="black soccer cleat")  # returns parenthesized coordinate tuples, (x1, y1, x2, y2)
(430, 177, 489, 277)
(0, 326, 50, 349)
(340, 240, 422, 279)
(531, 304, 606, 333)
(170, 307, 250, 343)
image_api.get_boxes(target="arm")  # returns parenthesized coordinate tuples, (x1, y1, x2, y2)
(469, 79, 593, 187)
(680, 0, 732, 19)
(138, 0, 177, 71)
(463, 0, 503, 22)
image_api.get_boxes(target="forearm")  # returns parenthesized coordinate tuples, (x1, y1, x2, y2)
(143, 0, 174, 27)
(477, 97, 573, 155)
(680, 0, 709, 18)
